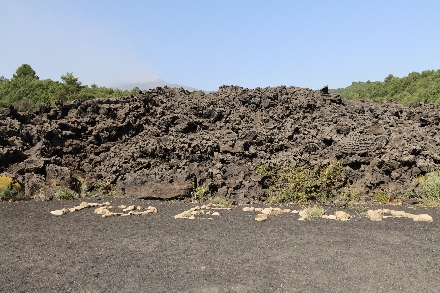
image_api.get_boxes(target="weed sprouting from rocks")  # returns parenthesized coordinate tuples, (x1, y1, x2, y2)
(256, 161, 344, 204)
(53, 186, 78, 200)
(375, 190, 390, 204)
(410, 171, 440, 206)
(191, 182, 208, 202)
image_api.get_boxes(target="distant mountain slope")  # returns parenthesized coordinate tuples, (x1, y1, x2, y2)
(112, 79, 201, 92)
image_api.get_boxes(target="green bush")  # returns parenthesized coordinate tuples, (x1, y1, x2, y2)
(375, 190, 390, 204)
(0, 176, 25, 201)
(411, 171, 440, 206)
(256, 161, 344, 204)
(53, 186, 77, 200)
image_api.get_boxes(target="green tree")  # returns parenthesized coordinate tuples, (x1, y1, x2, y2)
(56, 72, 84, 101)
(12, 64, 39, 80)
(384, 74, 394, 83)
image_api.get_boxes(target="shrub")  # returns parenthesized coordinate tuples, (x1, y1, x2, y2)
(375, 190, 390, 204)
(0, 175, 24, 201)
(53, 186, 77, 200)
(191, 182, 208, 202)
(412, 171, 440, 206)
(303, 205, 325, 220)
(211, 197, 232, 206)
(340, 187, 361, 203)
(95, 181, 118, 197)
(34, 188, 48, 201)
(256, 161, 344, 204)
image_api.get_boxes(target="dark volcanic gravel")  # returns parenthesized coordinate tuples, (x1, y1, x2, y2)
(1, 199, 440, 292)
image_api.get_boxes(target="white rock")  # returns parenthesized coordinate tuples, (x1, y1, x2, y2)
(147, 206, 158, 213)
(282, 209, 291, 213)
(261, 208, 273, 215)
(118, 205, 127, 209)
(413, 214, 433, 222)
(242, 207, 254, 212)
(50, 209, 65, 216)
(335, 211, 350, 220)
(367, 210, 383, 221)
(79, 202, 89, 209)
(254, 208, 263, 212)
(123, 205, 135, 212)
(212, 212, 220, 216)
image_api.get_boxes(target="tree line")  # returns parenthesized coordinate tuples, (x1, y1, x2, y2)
(0, 64, 137, 111)
(332, 69, 440, 105)
(2, 64, 440, 111)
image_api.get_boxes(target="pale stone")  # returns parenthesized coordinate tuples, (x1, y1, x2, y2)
(88, 203, 98, 207)
(321, 215, 329, 219)
(282, 209, 291, 213)
(123, 205, 135, 212)
(69, 208, 77, 213)
(118, 205, 127, 209)
(327, 215, 337, 220)
(298, 210, 307, 218)
(212, 212, 220, 216)
(188, 216, 196, 219)
(367, 210, 383, 221)
(103, 202, 110, 206)
(121, 214, 130, 217)
(242, 207, 254, 212)
(50, 209, 65, 216)
(291, 210, 299, 214)
(206, 211, 211, 215)
(102, 213, 115, 218)
(254, 208, 263, 212)
(255, 214, 268, 221)
(147, 206, 157, 213)
(79, 202, 89, 208)
(413, 214, 433, 222)
(94, 207, 111, 215)
(201, 205, 207, 209)
(335, 211, 350, 220)
(389, 210, 412, 218)
(262, 208, 273, 215)
(136, 206, 143, 210)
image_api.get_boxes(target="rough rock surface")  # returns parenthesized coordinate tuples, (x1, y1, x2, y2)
(2, 85, 440, 202)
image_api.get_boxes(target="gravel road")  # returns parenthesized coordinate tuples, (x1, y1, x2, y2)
(1, 199, 440, 292)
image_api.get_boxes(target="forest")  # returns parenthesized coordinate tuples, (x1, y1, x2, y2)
(0, 64, 136, 111)
(2, 64, 440, 111)
(332, 69, 440, 105)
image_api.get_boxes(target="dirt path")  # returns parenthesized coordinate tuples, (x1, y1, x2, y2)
(1, 199, 440, 292)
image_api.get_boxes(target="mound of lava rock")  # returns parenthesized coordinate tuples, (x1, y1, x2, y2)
(1, 85, 440, 203)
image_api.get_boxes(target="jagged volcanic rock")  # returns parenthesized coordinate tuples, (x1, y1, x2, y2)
(1, 85, 440, 203)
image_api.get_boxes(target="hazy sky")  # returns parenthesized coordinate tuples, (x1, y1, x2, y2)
(1, 0, 439, 91)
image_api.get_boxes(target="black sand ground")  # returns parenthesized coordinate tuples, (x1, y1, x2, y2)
(1, 199, 440, 292)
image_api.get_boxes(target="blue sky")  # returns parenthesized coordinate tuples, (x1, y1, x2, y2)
(1, 0, 439, 91)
